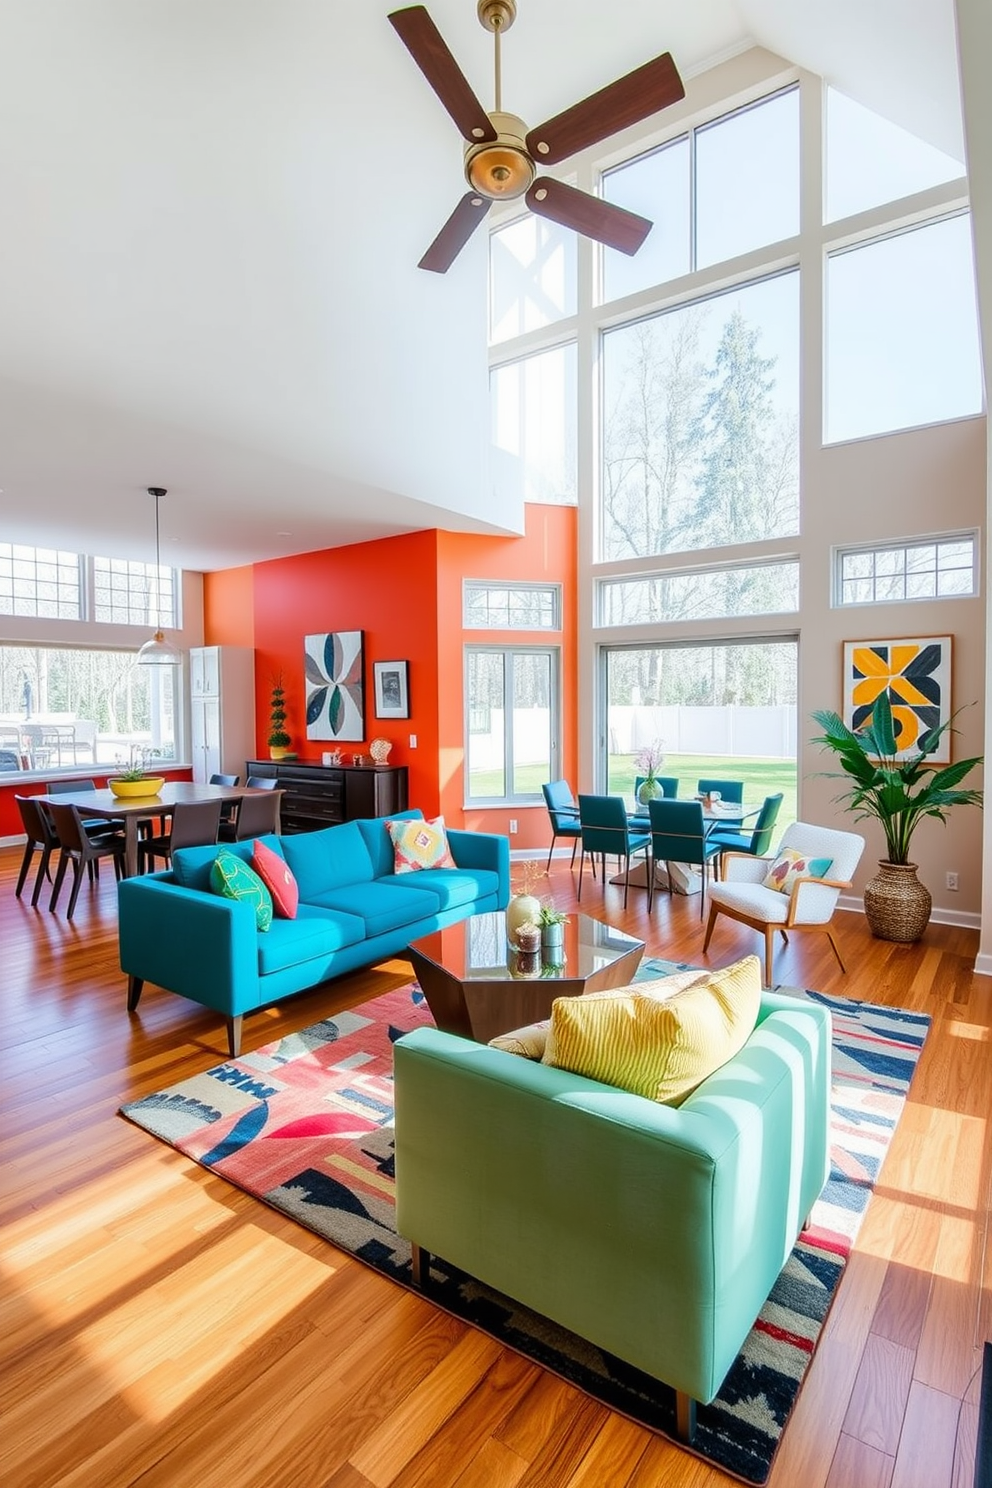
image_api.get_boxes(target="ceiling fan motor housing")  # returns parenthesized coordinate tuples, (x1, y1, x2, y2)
(463, 111, 534, 198)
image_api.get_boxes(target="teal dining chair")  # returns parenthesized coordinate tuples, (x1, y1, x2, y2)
(647, 798, 722, 919)
(697, 777, 744, 804)
(542, 780, 582, 872)
(577, 794, 651, 908)
(707, 793, 784, 872)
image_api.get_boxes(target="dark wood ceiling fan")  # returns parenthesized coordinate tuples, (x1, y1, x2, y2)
(389, 0, 685, 272)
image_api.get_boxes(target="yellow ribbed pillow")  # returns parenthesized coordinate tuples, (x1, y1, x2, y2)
(542, 955, 762, 1105)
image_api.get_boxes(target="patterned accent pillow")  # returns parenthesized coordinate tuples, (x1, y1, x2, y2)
(489, 1019, 551, 1059)
(762, 848, 833, 895)
(387, 815, 456, 874)
(209, 848, 273, 931)
(252, 838, 299, 919)
(542, 956, 762, 1106)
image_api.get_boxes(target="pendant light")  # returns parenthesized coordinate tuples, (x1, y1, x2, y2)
(137, 486, 181, 665)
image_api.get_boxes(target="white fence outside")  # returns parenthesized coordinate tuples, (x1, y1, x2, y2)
(469, 705, 796, 768)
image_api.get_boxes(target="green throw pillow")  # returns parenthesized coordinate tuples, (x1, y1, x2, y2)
(209, 848, 273, 931)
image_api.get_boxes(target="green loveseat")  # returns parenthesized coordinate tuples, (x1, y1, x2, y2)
(393, 988, 831, 1441)
(118, 810, 509, 1054)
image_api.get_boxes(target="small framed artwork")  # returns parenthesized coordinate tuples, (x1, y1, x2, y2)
(304, 630, 365, 741)
(843, 635, 952, 763)
(374, 660, 409, 719)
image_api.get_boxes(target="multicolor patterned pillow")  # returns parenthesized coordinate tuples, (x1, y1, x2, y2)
(386, 815, 456, 874)
(209, 848, 273, 930)
(252, 838, 299, 919)
(542, 956, 762, 1105)
(762, 848, 833, 895)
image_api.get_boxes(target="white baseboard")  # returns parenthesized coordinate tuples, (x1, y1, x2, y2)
(973, 955, 992, 978)
(1, 833, 26, 849)
(836, 891, 980, 931)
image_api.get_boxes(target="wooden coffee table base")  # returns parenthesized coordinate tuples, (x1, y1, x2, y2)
(408, 938, 645, 1045)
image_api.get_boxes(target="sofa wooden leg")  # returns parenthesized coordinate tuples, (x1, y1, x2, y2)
(675, 1390, 697, 1442)
(126, 975, 144, 1011)
(226, 1015, 243, 1058)
(410, 1242, 430, 1289)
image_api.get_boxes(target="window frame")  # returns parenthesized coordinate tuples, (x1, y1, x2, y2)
(832, 531, 980, 608)
(463, 580, 563, 631)
(464, 643, 562, 807)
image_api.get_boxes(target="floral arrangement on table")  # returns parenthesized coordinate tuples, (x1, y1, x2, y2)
(634, 738, 666, 804)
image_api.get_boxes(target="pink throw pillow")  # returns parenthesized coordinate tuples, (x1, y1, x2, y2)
(252, 839, 299, 919)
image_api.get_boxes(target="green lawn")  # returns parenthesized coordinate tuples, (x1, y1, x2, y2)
(469, 755, 797, 831)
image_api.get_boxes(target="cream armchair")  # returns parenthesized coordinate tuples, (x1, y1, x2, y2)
(702, 821, 865, 987)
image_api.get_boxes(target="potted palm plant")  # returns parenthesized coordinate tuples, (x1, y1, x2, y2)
(811, 692, 982, 942)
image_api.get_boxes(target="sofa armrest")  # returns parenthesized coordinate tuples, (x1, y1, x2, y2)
(446, 828, 510, 907)
(118, 875, 260, 1015)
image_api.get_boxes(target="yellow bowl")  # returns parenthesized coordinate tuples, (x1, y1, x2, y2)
(108, 776, 166, 798)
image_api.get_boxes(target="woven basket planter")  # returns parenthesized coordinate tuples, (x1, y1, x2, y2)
(863, 861, 932, 943)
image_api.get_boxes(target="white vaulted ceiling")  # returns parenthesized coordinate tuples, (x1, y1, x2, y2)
(0, 0, 966, 571)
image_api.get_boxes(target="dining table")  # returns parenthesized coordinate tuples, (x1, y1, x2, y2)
(34, 781, 280, 878)
(614, 796, 760, 891)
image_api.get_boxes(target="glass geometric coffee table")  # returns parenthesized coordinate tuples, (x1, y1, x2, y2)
(407, 910, 645, 1045)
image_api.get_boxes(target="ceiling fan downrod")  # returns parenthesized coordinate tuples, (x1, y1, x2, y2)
(478, 0, 516, 113)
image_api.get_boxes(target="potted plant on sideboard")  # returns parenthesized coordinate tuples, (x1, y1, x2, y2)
(811, 692, 983, 943)
(268, 676, 292, 761)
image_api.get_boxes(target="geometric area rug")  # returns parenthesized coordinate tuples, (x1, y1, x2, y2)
(119, 959, 931, 1486)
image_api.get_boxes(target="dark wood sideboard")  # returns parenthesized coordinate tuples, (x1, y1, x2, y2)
(246, 760, 409, 833)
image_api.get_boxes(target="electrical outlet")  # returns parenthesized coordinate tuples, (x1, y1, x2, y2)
(509, 819, 518, 834)
(946, 871, 959, 891)
(409, 734, 417, 748)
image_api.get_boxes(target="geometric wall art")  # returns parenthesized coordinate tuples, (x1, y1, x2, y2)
(304, 630, 365, 741)
(842, 635, 952, 763)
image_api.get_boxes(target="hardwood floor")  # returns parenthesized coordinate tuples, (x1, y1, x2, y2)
(2, 843, 990, 1488)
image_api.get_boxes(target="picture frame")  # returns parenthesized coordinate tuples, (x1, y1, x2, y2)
(842, 635, 952, 764)
(373, 660, 409, 719)
(304, 630, 365, 741)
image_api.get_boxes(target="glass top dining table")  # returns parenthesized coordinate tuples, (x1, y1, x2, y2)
(618, 797, 759, 891)
(33, 781, 278, 878)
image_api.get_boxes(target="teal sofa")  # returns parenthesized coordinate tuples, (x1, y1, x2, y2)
(393, 988, 831, 1441)
(119, 810, 509, 1054)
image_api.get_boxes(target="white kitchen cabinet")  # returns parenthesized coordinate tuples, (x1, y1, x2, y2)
(188, 646, 255, 784)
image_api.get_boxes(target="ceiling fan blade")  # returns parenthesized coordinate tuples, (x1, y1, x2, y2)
(389, 6, 497, 144)
(526, 52, 685, 165)
(526, 177, 651, 256)
(418, 192, 492, 273)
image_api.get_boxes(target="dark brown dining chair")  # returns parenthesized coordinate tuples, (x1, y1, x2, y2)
(14, 795, 59, 906)
(138, 798, 224, 872)
(219, 789, 281, 843)
(210, 772, 241, 828)
(47, 802, 126, 919)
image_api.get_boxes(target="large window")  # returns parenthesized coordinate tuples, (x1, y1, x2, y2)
(601, 87, 799, 302)
(603, 639, 798, 827)
(491, 342, 577, 506)
(0, 543, 178, 627)
(601, 272, 800, 560)
(825, 214, 983, 444)
(489, 213, 576, 344)
(466, 647, 559, 805)
(599, 560, 799, 627)
(0, 643, 179, 772)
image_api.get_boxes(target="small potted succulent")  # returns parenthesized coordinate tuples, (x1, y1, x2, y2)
(108, 745, 165, 798)
(537, 901, 569, 953)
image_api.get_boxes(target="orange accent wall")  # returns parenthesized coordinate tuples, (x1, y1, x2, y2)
(246, 532, 443, 815)
(437, 505, 578, 845)
(203, 566, 255, 647)
(194, 506, 577, 840)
